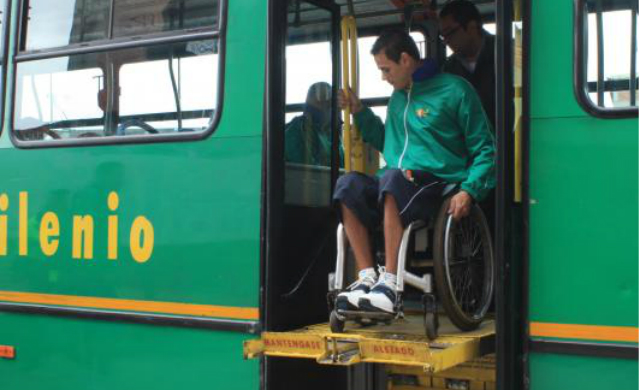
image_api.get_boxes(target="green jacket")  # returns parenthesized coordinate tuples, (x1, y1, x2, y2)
(354, 72, 495, 201)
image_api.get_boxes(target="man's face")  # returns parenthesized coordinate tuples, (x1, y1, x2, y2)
(373, 51, 413, 90)
(439, 15, 475, 55)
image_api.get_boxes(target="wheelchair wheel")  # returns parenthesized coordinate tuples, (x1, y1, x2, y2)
(433, 198, 494, 331)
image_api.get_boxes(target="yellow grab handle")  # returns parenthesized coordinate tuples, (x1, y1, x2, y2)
(341, 17, 353, 172)
(341, 16, 364, 173)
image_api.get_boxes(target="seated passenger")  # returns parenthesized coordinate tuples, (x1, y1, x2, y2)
(334, 30, 495, 314)
(285, 82, 342, 167)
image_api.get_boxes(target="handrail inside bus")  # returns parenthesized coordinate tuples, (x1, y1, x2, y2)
(341, 15, 360, 173)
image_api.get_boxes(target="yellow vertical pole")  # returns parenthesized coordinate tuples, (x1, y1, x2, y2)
(341, 15, 379, 175)
(341, 17, 353, 172)
(513, 0, 523, 202)
(347, 17, 365, 173)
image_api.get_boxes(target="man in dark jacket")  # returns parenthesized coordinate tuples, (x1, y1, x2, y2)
(440, 0, 497, 232)
(440, 0, 495, 129)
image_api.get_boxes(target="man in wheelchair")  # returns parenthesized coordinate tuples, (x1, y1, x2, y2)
(334, 30, 495, 315)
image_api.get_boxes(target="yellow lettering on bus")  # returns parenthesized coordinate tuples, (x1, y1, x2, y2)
(72, 215, 94, 260)
(39, 212, 60, 257)
(107, 192, 119, 260)
(0, 194, 8, 256)
(130, 216, 154, 263)
(19, 192, 28, 256)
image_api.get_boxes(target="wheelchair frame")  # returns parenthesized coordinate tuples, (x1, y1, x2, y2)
(328, 197, 494, 340)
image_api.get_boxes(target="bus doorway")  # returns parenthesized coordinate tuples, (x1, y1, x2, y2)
(259, 1, 523, 390)
(263, 1, 347, 390)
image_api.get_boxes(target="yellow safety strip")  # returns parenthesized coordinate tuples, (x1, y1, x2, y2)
(0, 291, 259, 320)
(530, 322, 639, 343)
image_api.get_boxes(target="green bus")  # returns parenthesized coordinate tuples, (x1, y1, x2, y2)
(0, 0, 636, 389)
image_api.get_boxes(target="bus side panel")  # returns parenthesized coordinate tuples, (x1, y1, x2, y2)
(529, 117, 638, 325)
(0, 0, 266, 388)
(0, 136, 263, 308)
(529, 353, 638, 390)
(0, 312, 259, 390)
(529, 0, 639, 386)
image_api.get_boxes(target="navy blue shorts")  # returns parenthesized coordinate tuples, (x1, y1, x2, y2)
(333, 169, 451, 228)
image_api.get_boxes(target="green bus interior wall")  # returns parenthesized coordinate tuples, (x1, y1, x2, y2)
(529, 0, 638, 385)
(0, 0, 267, 388)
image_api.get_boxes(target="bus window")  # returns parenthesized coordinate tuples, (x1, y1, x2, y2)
(15, 59, 103, 140)
(23, 0, 217, 51)
(284, 3, 336, 207)
(112, 0, 218, 38)
(578, 0, 639, 112)
(14, 0, 221, 144)
(118, 41, 218, 135)
(23, 0, 109, 51)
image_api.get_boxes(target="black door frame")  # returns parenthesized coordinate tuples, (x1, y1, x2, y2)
(262, 1, 342, 388)
(495, 0, 526, 389)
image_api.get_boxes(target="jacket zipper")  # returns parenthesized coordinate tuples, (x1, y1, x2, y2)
(398, 84, 413, 169)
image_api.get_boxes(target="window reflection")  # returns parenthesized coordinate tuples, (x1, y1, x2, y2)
(284, 4, 336, 207)
(285, 82, 336, 167)
(24, 0, 218, 51)
(113, 0, 218, 38)
(15, 40, 218, 140)
(25, 0, 109, 50)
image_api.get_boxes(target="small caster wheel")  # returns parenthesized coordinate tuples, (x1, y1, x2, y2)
(330, 310, 345, 333)
(425, 311, 438, 340)
(422, 293, 439, 340)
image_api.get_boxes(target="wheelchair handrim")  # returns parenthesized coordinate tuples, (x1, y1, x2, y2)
(443, 207, 494, 321)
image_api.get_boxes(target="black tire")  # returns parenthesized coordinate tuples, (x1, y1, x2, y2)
(433, 197, 494, 331)
(425, 311, 438, 340)
(329, 310, 345, 333)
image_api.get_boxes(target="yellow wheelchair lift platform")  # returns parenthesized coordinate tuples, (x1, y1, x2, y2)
(243, 315, 495, 374)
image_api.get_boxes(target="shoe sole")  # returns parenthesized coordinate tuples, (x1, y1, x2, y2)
(358, 298, 396, 314)
(335, 296, 360, 311)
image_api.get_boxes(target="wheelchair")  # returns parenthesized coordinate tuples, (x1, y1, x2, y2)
(327, 190, 495, 340)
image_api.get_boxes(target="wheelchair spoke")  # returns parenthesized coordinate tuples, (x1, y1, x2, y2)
(444, 211, 491, 319)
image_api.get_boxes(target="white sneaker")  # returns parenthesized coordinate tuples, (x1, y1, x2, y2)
(358, 268, 398, 314)
(335, 268, 377, 310)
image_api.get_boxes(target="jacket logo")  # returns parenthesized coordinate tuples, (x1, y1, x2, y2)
(416, 108, 429, 118)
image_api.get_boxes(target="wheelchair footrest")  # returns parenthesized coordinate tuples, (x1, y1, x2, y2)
(337, 309, 398, 321)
